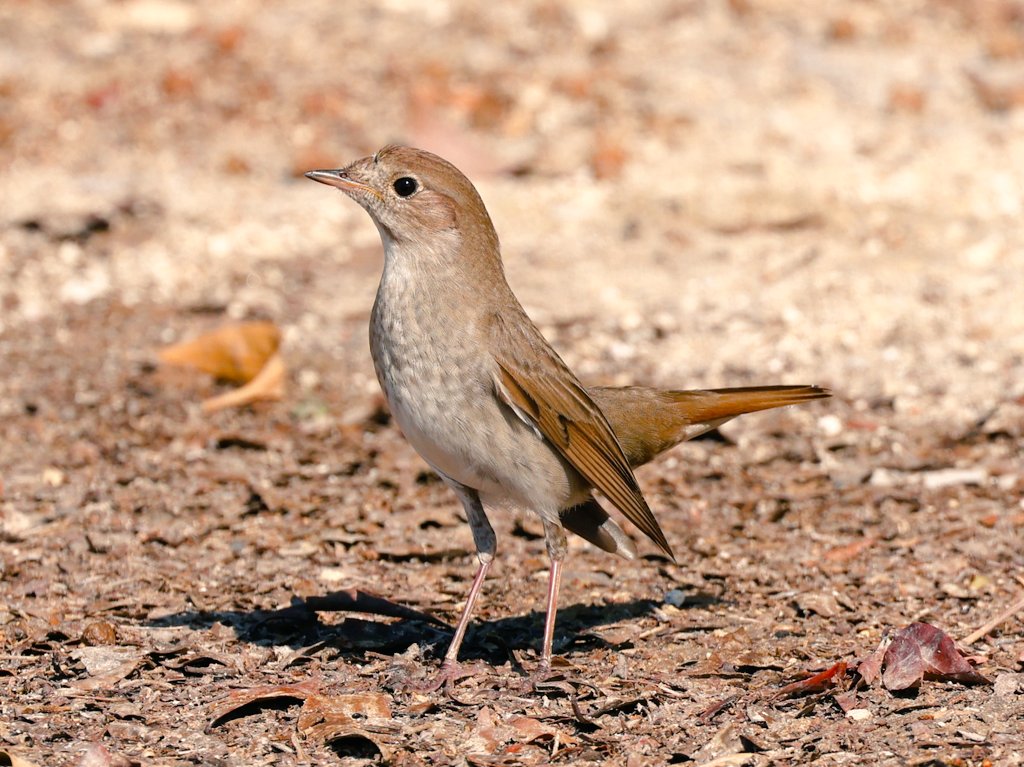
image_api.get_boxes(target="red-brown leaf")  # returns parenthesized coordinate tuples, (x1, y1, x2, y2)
(881, 622, 991, 691)
(856, 637, 889, 686)
(775, 661, 848, 698)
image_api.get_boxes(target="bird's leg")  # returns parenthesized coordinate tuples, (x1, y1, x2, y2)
(408, 478, 495, 693)
(538, 519, 567, 671)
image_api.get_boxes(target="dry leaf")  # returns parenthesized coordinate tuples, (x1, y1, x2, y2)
(509, 715, 575, 746)
(856, 637, 889, 686)
(775, 661, 848, 699)
(465, 706, 503, 756)
(299, 692, 391, 728)
(208, 678, 319, 728)
(201, 350, 285, 412)
(887, 83, 926, 113)
(698, 695, 737, 723)
(159, 321, 281, 384)
(70, 646, 144, 691)
(794, 591, 842, 618)
(299, 692, 393, 740)
(881, 623, 991, 691)
(967, 65, 1024, 112)
(81, 620, 118, 646)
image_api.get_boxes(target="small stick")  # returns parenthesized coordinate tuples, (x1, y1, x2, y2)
(961, 593, 1024, 646)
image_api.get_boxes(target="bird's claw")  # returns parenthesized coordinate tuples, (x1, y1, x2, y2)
(403, 659, 490, 699)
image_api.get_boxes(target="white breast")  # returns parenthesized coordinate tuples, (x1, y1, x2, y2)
(367, 243, 576, 519)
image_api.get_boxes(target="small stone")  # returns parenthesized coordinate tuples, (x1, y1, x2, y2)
(82, 620, 118, 646)
(818, 414, 843, 437)
(664, 589, 687, 608)
(921, 468, 988, 490)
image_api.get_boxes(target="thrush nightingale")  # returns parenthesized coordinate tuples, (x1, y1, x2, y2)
(306, 146, 829, 686)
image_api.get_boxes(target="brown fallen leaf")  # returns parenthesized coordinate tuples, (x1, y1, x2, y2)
(299, 692, 393, 741)
(201, 350, 285, 412)
(69, 646, 144, 691)
(794, 591, 842, 618)
(775, 661, 848, 699)
(856, 636, 889, 686)
(463, 706, 513, 756)
(159, 321, 281, 384)
(832, 689, 859, 712)
(81, 620, 118, 646)
(967, 65, 1024, 112)
(208, 678, 319, 729)
(509, 715, 576, 747)
(298, 692, 391, 729)
(881, 622, 991, 691)
(207, 681, 393, 757)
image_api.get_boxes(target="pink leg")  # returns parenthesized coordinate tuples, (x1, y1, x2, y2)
(406, 478, 496, 693)
(539, 557, 563, 670)
(441, 554, 492, 665)
(537, 519, 568, 670)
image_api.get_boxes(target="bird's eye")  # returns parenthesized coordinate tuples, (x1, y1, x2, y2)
(393, 177, 418, 197)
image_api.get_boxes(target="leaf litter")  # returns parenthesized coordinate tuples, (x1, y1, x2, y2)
(158, 321, 286, 412)
(3, 1, 1024, 764)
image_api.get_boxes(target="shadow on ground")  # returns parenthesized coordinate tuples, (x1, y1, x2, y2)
(151, 591, 718, 666)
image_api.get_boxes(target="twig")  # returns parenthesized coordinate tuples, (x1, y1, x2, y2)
(962, 593, 1024, 646)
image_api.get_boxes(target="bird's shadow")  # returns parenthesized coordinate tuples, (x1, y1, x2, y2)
(152, 586, 723, 667)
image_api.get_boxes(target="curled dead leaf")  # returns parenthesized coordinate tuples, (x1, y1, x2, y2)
(201, 351, 286, 412)
(775, 661, 848, 699)
(159, 321, 281, 384)
(208, 678, 320, 729)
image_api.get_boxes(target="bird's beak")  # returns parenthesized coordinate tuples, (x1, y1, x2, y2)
(304, 169, 377, 198)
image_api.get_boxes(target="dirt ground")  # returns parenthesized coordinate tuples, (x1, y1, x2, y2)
(2, 1, 1023, 765)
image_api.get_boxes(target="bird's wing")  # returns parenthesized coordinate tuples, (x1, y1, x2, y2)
(488, 311, 673, 559)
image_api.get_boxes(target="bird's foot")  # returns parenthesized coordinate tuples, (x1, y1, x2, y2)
(518, 658, 572, 695)
(403, 659, 491, 698)
(519, 657, 601, 700)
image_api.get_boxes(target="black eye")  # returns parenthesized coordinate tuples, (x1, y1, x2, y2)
(393, 177, 418, 197)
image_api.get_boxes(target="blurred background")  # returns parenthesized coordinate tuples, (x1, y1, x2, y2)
(3, 0, 1022, 424)
(2, 1, 1023, 762)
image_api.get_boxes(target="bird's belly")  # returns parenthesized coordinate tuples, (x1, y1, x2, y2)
(370, 308, 577, 515)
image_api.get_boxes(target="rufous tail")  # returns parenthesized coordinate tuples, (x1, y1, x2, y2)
(590, 384, 831, 469)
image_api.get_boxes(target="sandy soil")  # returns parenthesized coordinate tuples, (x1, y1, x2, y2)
(1, 1, 1022, 764)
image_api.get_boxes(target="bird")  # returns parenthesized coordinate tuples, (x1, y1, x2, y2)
(306, 146, 829, 687)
